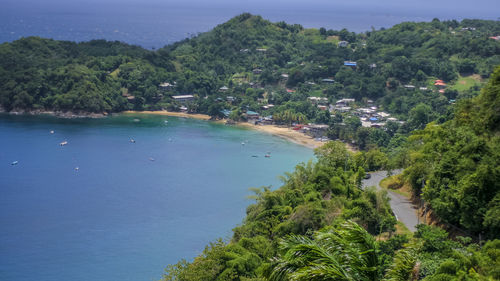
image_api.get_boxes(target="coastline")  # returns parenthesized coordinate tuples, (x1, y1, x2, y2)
(3, 109, 330, 150)
(4, 109, 107, 118)
(236, 122, 325, 149)
(121, 110, 325, 149)
(122, 110, 211, 120)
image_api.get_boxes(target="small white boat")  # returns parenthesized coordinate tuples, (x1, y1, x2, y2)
(265, 154, 271, 158)
(11, 161, 18, 165)
(241, 142, 245, 145)
(60, 141, 68, 146)
(74, 167, 79, 171)
(133, 118, 140, 122)
(50, 130, 54, 134)
(149, 157, 155, 161)
(130, 139, 136, 143)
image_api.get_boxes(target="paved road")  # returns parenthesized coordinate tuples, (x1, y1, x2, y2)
(362, 170, 419, 232)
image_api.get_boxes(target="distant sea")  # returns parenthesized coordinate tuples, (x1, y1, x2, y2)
(1, 0, 498, 49)
(0, 114, 314, 281)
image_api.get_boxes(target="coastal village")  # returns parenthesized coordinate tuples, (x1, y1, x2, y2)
(137, 23, 494, 147)
(153, 55, 459, 144)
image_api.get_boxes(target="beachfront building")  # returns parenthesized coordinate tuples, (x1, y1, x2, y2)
(172, 95, 195, 104)
(245, 110, 260, 120)
(303, 124, 329, 138)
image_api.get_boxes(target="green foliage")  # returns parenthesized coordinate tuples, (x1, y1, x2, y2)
(1, 16, 498, 136)
(162, 141, 397, 280)
(269, 220, 379, 281)
(404, 67, 500, 237)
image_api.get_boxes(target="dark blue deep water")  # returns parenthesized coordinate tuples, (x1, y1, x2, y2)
(1, 0, 498, 49)
(0, 114, 314, 281)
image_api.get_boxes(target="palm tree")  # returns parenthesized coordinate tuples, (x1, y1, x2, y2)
(269, 220, 379, 281)
(384, 248, 419, 281)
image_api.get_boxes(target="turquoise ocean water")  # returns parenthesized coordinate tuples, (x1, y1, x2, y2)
(0, 114, 314, 281)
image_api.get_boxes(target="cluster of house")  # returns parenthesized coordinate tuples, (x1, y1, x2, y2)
(331, 98, 355, 113)
(356, 107, 397, 128)
(327, 98, 402, 128)
(308, 96, 329, 111)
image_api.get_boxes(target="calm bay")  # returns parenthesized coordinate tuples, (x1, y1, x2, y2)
(0, 114, 314, 281)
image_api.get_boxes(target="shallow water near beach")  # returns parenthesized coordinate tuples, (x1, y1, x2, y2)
(0, 114, 314, 281)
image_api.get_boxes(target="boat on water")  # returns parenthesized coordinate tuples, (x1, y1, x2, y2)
(149, 157, 155, 161)
(265, 154, 271, 158)
(60, 141, 68, 146)
(11, 161, 18, 165)
(74, 167, 79, 171)
(50, 130, 54, 134)
(130, 138, 136, 143)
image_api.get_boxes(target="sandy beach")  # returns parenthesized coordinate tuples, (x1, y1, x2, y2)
(122, 110, 211, 120)
(237, 122, 325, 149)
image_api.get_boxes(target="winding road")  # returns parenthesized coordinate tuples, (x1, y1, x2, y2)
(362, 170, 419, 232)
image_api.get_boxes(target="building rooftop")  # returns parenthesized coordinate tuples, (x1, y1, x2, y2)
(172, 95, 194, 99)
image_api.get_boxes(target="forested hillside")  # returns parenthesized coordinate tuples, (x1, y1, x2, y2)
(1, 14, 498, 118)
